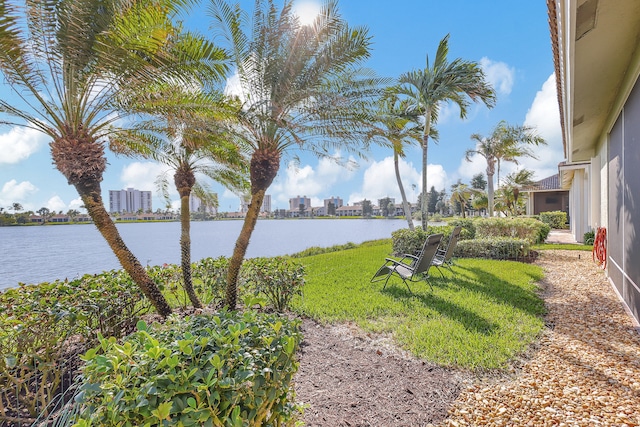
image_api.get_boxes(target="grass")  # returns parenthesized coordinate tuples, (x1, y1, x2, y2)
(533, 242, 593, 251)
(291, 239, 547, 370)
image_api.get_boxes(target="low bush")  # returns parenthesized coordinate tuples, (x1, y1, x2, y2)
(241, 257, 305, 313)
(0, 272, 148, 421)
(391, 225, 454, 256)
(450, 218, 476, 240)
(74, 311, 302, 427)
(455, 237, 531, 260)
(583, 230, 595, 246)
(539, 211, 568, 229)
(475, 217, 550, 244)
(191, 256, 231, 305)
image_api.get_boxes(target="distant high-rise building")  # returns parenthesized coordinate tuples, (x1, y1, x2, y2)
(261, 194, 271, 213)
(289, 195, 311, 211)
(109, 188, 152, 213)
(240, 194, 271, 213)
(190, 194, 217, 214)
(323, 196, 343, 213)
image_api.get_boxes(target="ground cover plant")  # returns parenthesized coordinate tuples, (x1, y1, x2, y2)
(292, 240, 546, 369)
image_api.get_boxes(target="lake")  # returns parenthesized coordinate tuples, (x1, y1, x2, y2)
(0, 219, 411, 290)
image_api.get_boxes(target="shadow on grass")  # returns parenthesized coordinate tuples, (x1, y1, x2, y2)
(451, 263, 545, 317)
(381, 276, 498, 335)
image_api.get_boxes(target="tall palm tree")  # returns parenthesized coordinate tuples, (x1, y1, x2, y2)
(369, 92, 423, 230)
(398, 34, 496, 230)
(495, 168, 535, 216)
(450, 181, 476, 218)
(465, 121, 545, 217)
(209, 0, 384, 309)
(150, 121, 248, 308)
(0, 0, 222, 316)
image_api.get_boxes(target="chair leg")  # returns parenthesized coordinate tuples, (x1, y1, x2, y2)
(434, 265, 445, 278)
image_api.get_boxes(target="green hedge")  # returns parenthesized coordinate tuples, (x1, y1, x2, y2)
(539, 211, 568, 229)
(0, 272, 149, 420)
(474, 217, 550, 244)
(74, 311, 302, 427)
(455, 237, 531, 260)
(391, 225, 454, 256)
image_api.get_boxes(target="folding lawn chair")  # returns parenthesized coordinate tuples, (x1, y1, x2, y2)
(370, 233, 443, 293)
(431, 225, 462, 276)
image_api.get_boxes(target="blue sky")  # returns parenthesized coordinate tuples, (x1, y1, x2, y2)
(0, 0, 561, 214)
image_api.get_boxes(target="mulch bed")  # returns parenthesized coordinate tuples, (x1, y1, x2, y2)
(293, 318, 470, 426)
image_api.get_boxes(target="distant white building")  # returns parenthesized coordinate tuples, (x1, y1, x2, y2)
(109, 188, 152, 213)
(261, 194, 271, 213)
(190, 194, 218, 215)
(289, 195, 311, 211)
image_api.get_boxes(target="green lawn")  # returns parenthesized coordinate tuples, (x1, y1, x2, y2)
(292, 240, 548, 370)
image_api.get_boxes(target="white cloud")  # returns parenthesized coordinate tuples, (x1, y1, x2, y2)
(270, 154, 357, 206)
(457, 152, 487, 182)
(520, 73, 563, 180)
(46, 195, 66, 213)
(68, 197, 86, 212)
(0, 179, 38, 207)
(120, 161, 168, 194)
(348, 158, 447, 204)
(480, 57, 515, 95)
(0, 127, 47, 164)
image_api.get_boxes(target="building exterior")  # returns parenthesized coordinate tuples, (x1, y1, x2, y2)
(189, 194, 218, 215)
(523, 173, 569, 217)
(323, 196, 343, 215)
(261, 194, 272, 213)
(109, 188, 152, 213)
(548, 0, 640, 323)
(289, 195, 311, 212)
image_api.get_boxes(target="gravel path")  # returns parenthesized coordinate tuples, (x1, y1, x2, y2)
(443, 250, 640, 426)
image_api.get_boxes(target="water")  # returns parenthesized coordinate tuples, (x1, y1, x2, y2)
(0, 219, 410, 289)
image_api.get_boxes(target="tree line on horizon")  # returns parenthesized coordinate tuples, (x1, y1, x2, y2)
(0, 0, 545, 316)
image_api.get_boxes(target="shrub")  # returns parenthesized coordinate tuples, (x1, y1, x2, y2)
(450, 218, 476, 240)
(191, 256, 231, 305)
(583, 230, 595, 245)
(391, 226, 456, 256)
(475, 217, 549, 244)
(241, 257, 305, 313)
(539, 211, 568, 229)
(75, 311, 302, 427)
(455, 237, 531, 260)
(0, 272, 148, 420)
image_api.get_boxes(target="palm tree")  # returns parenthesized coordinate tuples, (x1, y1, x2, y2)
(398, 34, 496, 230)
(0, 0, 220, 316)
(495, 169, 535, 216)
(465, 121, 545, 217)
(11, 202, 22, 213)
(369, 92, 423, 230)
(450, 181, 476, 218)
(150, 122, 248, 308)
(209, 0, 384, 309)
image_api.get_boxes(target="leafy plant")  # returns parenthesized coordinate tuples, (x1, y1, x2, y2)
(539, 211, 568, 229)
(192, 256, 231, 305)
(241, 257, 305, 313)
(0, 272, 148, 420)
(475, 217, 549, 244)
(75, 311, 302, 426)
(583, 229, 595, 246)
(455, 237, 531, 260)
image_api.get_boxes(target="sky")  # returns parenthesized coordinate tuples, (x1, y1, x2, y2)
(0, 0, 562, 214)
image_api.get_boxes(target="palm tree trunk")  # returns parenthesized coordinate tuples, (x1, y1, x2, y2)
(394, 151, 414, 231)
(226, 188, 265, 309)
(77, 182, 172, 317)
(421, 109, 432, 230)
(180, 193, 202, 308)
(487, 172, 495, 217)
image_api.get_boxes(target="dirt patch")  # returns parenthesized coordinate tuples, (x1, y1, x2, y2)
(293, 318, 469, 426)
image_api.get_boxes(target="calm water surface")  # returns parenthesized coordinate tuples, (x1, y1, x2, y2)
(0, 219, 409, 289)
